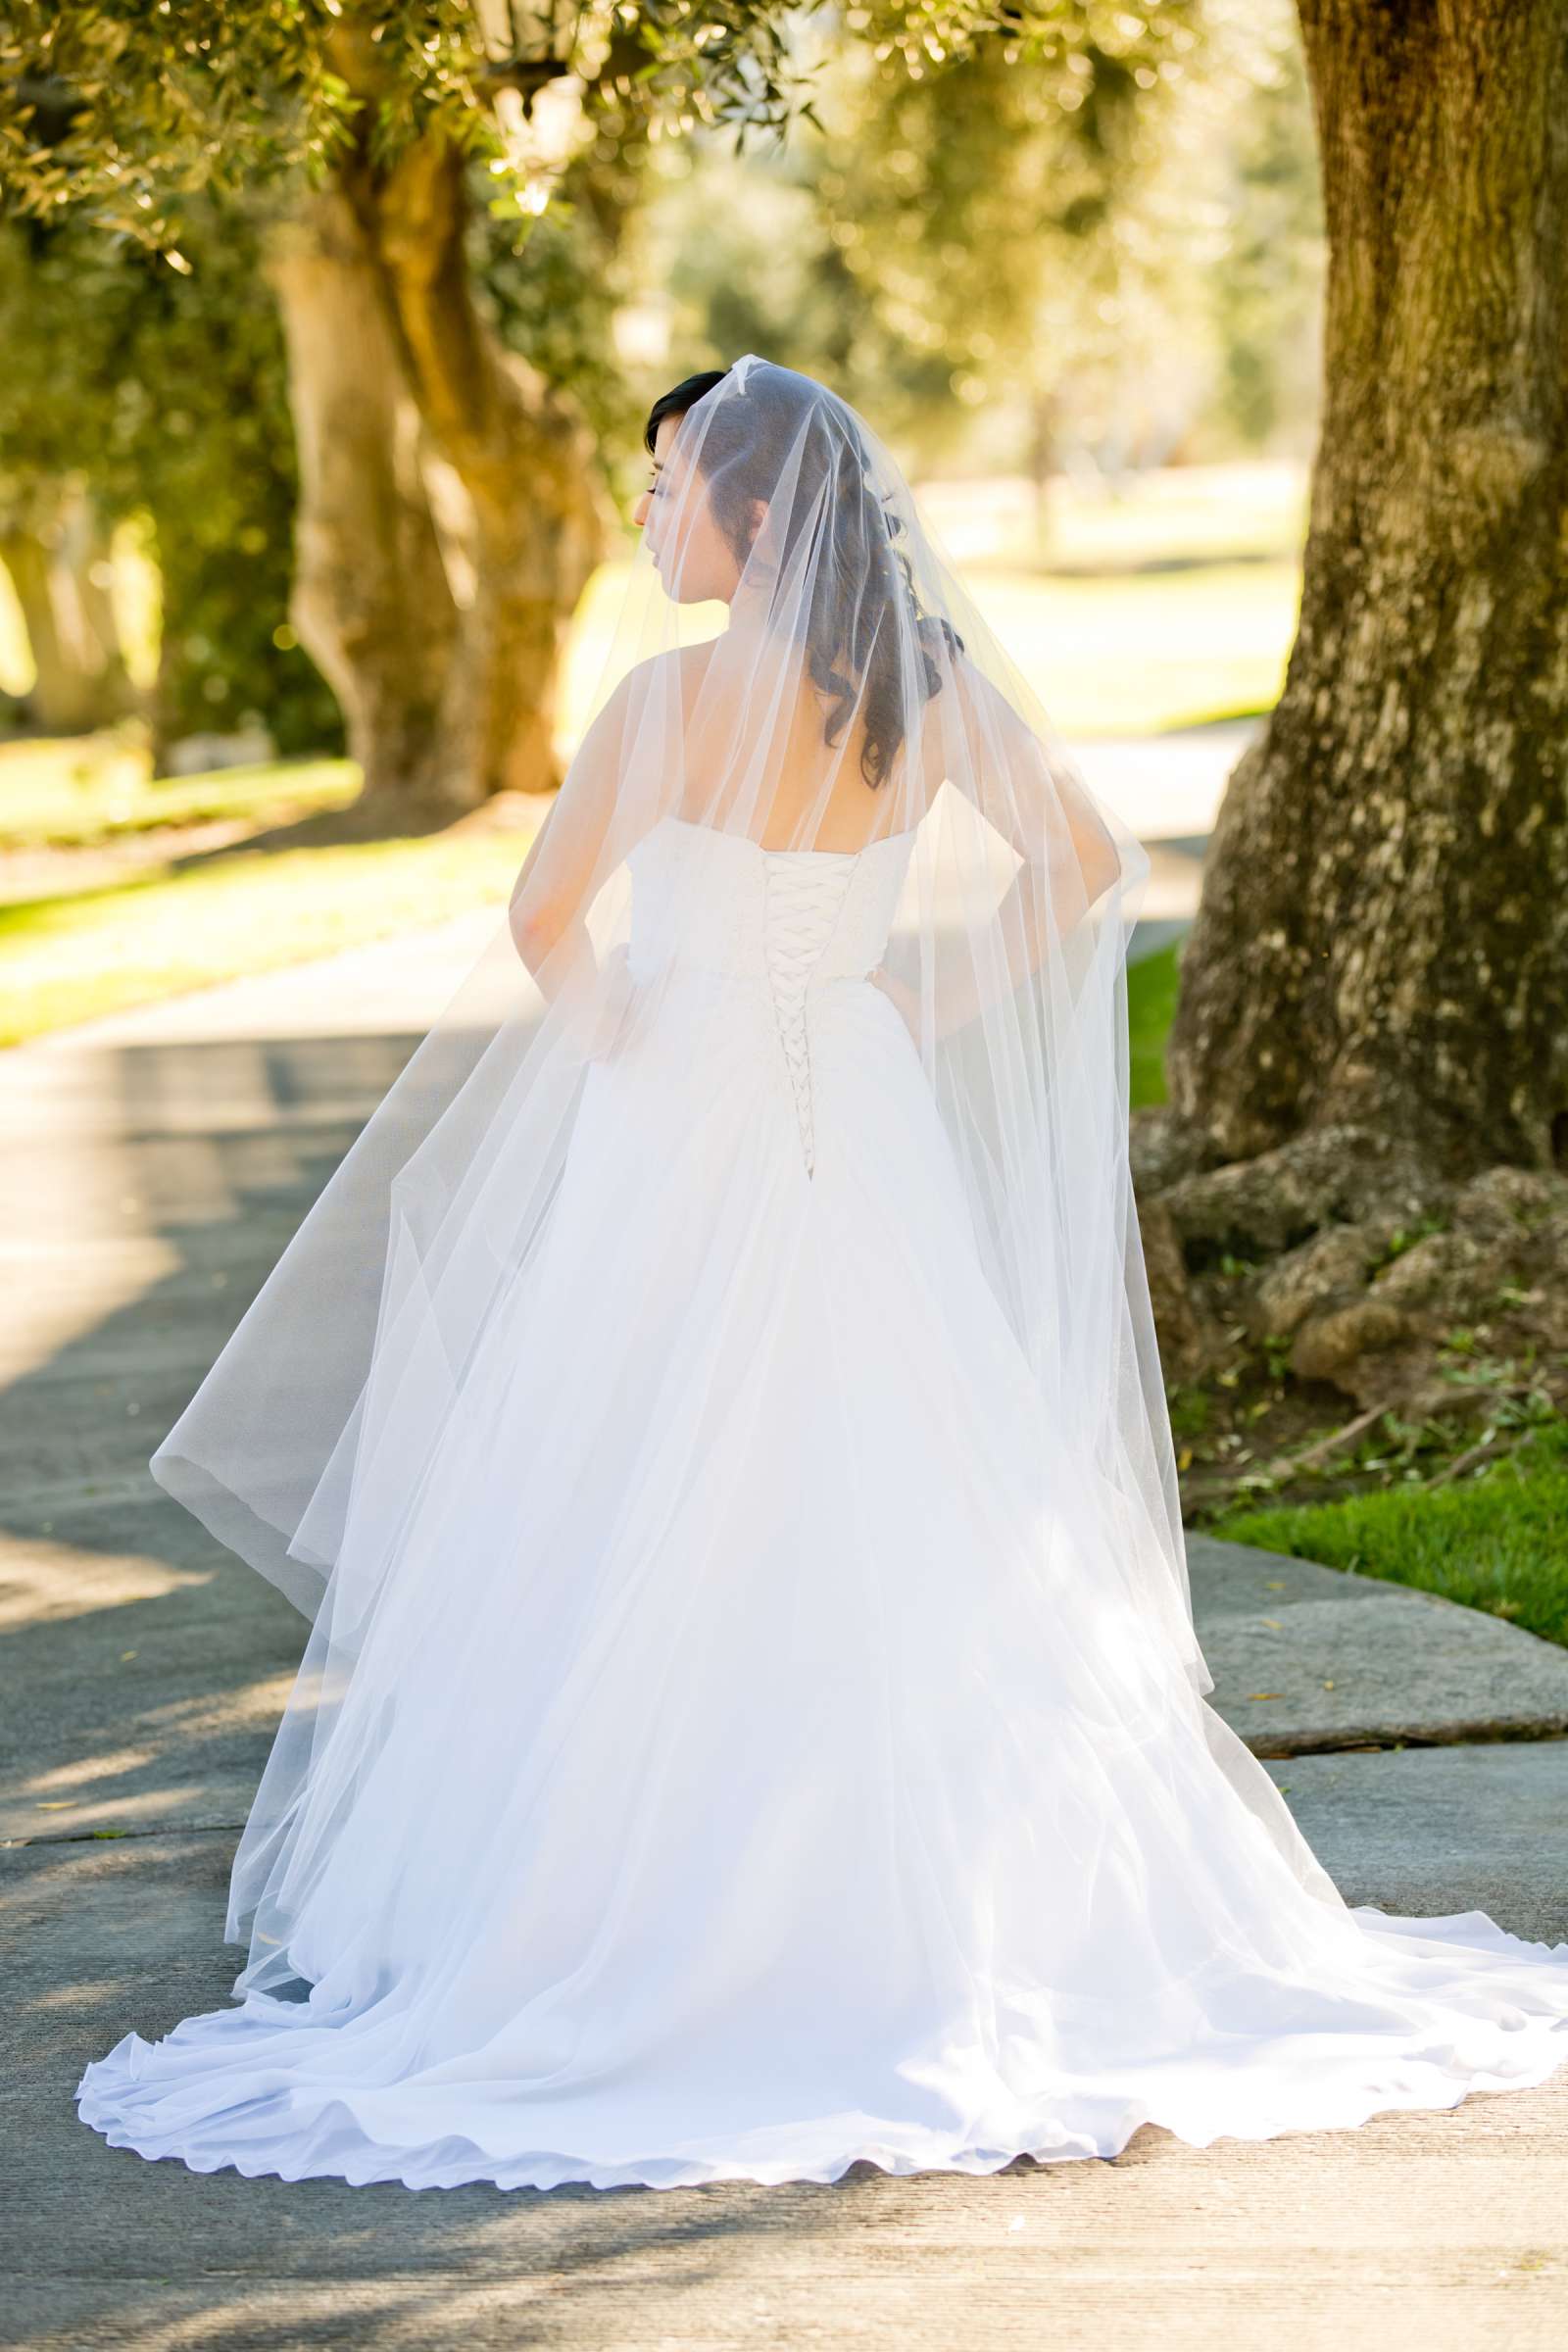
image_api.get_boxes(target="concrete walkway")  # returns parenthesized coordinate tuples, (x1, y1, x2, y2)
(3, 858, 1567, 2349)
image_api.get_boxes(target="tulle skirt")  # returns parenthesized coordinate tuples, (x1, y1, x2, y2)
(77, 974, 1568, 2189)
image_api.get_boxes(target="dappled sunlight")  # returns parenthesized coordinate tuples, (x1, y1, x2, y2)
(0, 1040, 189, 1382)
(0, 832, 534, 1049)
(27, 1980, 113, 2014)
(27, 1747, 161, 1796)
(0, 1025, 369, 1857)
(5, 0, 1566, 2320)
(0, 729, 150, 817)
(23, 1787, 195, 1836)
(0, 739, 359, 858)
(0, 1236, 183, 1383)
(0, 1544, 209, 1633)
(2, 1559, 307, 1840)
(138, 1671, 299, 1745)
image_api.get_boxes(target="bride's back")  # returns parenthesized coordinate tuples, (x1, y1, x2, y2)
(675, 646, 920, 857)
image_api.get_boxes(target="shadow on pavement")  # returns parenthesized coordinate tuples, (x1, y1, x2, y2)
(0, 1029, 435, 1849)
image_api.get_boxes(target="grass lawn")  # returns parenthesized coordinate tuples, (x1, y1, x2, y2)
(0, 740, 360, 850)
(968, 562, 1297, 739)
(1208, 1420, 1568, 1649)
(1039, 460, 1307, 576)
(914, 458, 1307, 577)
(1127, 941, 1180, 1111)
(0, 831, 533, 1047)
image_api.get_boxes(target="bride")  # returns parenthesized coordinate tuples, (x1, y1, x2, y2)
(78, 356, 1568, 2191)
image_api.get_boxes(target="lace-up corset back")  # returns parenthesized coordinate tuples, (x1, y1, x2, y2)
(625, 815, 916, 1174)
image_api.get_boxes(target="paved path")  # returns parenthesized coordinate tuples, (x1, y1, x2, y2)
(4, 815, 1568, 2348)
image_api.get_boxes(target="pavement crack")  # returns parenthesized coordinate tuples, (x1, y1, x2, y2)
(4, 1822, 243, 1849)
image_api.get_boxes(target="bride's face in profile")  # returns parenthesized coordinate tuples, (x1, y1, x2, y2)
(632, 413, 760, 606)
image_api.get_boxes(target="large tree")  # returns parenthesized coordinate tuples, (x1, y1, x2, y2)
(0, 213, 340, 755)
(0, 219, 144, 736)
(1143, 0, 1568, 1459)
(0, 1, 814, 808)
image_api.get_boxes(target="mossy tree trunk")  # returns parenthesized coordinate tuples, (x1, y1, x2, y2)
(1138, 2, 1568, 1454)
(1165, 0, 1568, 1181)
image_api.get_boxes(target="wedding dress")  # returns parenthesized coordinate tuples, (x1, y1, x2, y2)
(77, 357, 1568, 2191)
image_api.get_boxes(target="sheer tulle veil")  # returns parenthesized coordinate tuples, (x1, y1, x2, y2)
(150, 354, 1207, 1984)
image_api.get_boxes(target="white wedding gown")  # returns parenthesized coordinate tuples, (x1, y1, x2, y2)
(77, 815, 1568, 2190)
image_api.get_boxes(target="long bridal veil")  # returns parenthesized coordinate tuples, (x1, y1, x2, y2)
(151, 354, 1236, 1993)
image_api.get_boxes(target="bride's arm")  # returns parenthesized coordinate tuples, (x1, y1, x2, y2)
(950, 651, 1124, 925)
(874, 654, 1125, 1039)
(507, 669, 675, 1062)
(510, 641, 714, 1015)
(508, 672, 637, 1006)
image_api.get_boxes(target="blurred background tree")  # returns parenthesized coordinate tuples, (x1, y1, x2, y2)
(0, 0, 817, 810)
(0, 210, 340, 757)
(2, 2, 1286, 807)
(627, 4, 1318, 504)
(0, 221, 139, 739)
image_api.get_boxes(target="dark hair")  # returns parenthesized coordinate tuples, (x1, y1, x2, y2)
(643, 371, 729, 456)
(644, 366, 959, 789)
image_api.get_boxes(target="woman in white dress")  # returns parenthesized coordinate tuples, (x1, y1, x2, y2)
(77, 356, 1568, 2191)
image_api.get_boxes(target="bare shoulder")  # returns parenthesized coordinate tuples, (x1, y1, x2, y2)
(624, 639, 718, 700)
(657, 638, 720, 716)
(578, 640, 715, 751)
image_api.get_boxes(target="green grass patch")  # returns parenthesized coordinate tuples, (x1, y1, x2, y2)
(1128, 940, 1180, 1110)
(0, 831, 533, 1046)
(1208, 1419, 1568, 1648)
(914, 459, 1307, 579)
(982, 562, 1298, 739)
(0, 739, 360, 850)
(1039, 461, 1307, 578)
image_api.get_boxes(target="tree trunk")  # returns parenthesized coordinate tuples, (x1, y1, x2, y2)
(55, 485, 137, 718)
(346, 130, 613, 806)
(0, 485, 135, 733)
(1026, 381, 1057, 561)
(268, 190, 459, 810)
(1165, 0, 1568, 1180)
(0, 519, 80, 730)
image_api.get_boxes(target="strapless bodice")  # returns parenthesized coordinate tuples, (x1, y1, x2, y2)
(625, 816, 914, 983)
(624, 815, 916, 1175)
